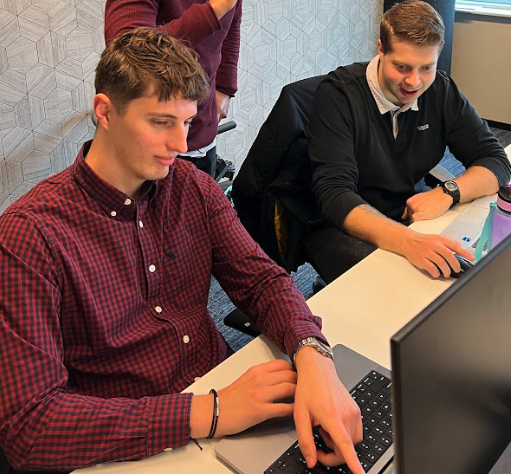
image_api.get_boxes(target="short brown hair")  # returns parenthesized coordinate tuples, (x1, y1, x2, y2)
(380, 1, 445, 54)
(95, 27, 210, 114)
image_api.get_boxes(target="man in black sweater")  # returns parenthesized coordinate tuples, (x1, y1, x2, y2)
(306, 0, 511, 283)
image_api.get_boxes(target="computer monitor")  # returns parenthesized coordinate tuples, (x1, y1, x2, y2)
(391, 233, 511, 474)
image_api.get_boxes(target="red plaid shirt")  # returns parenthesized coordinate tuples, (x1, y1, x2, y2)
(0, 141, 324, 471)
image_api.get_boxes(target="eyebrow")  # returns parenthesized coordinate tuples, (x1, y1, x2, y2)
(148, 113, 197, 120)
(392, 61, 436, 68)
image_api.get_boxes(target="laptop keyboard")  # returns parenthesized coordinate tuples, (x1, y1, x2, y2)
(264, 370, 392, 474)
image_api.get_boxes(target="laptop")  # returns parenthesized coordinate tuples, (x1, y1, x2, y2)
(215, 232, 511, 474)
(440, 195, 494, 252)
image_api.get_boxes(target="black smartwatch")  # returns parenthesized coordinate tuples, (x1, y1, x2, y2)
(441, 180, 460, 207)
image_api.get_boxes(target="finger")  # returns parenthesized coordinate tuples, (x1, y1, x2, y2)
(438, 236, 470, 257)
(429, 253, 454, 278)
(443, 253, 461, 275)
(255, 369, 297, 388)
(457, 247, 475, 262)
(422, 259, 442, 278)
(261, 381, 297, 403)
(320, 428, 364, 473)
(410, 211, 426, 223)
(434, 246, 467, 275)
(264, 402, 295, 419)
(319, 427, 335, 450)
(317, 447, 346, 467)
(401, 207, 408, 221)
(259, 359, 295, 372)
(294, 407, 317, 468)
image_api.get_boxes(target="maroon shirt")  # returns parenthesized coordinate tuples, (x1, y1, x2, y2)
(104, 0, 242, 152)
(0, 142, 324, 471)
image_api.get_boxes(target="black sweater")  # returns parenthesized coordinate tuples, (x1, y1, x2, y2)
(308, 62, 511, 227)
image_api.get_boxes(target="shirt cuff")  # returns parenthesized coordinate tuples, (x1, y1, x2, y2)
(147, 392, 193, 455)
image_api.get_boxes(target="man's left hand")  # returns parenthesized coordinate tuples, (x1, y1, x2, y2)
(402, 187, 453, 223)
(294, 347, 365, 473)
(215, 90, 231, 123)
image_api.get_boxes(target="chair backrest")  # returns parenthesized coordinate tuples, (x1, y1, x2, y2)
(232, 75, 325, 271)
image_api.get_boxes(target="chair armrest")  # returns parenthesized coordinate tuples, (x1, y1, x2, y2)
(217, 121, 237, 135)
(223, 308, 262, 337)
(426, 164, 456, 188)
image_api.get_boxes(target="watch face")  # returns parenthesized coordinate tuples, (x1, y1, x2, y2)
(445, 181, 458, 192)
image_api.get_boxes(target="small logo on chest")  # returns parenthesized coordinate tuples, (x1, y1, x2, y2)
(417, 124, 430, 131)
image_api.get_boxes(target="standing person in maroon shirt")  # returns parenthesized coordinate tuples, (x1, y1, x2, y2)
(0, 29, 365, 474)
(104, 0, 242, 177)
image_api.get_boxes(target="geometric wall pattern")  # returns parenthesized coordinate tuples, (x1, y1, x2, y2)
(0, 0, 382, 214)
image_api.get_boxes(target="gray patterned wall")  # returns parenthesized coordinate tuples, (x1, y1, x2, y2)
(0, 0, 382, 213)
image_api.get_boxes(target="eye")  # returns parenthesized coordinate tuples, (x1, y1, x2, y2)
(421, 65, 433, 71)
(152, 119, 170, 127)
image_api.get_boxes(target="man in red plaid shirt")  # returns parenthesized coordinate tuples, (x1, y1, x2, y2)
(0, 28, 364, 474)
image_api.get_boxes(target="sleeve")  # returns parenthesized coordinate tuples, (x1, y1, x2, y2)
(0, 213, 193, 471)
(308, 79, 368, 230)
(442, 74, 511, 186)
(215, 0, 242, 97)
(202, 176, 328, 358)
(104, 0, 220, 48)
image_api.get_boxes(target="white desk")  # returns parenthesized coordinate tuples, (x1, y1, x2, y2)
(77, 145, 511, 474)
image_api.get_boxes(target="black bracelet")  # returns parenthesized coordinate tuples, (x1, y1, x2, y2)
(207, 389, 219, 439)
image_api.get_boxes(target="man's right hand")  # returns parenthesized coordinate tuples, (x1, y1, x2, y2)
(190, 359, 297, 439)
(209, 0, 238, 20)
(402, 229, 474, 278)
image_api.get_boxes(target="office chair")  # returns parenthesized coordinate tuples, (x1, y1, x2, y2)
(225, 76, 326, 337)
(231, 75, 326, 273)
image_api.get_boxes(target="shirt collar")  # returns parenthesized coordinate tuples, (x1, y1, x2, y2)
(71, 140, 159, 220)
(366, 55, 419, 115)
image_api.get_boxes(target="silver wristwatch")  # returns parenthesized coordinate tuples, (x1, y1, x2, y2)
(293, 337, 334, 365)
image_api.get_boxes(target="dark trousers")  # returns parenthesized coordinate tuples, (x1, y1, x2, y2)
(0, 449, 65, 474)
(304, 226, 376, 284)
(178, 146, 217, 178)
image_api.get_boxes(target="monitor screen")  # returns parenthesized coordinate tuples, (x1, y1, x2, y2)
(391, 234, 511, 474)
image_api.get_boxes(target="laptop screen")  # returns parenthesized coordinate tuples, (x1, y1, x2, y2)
(391, 233, 511, 474)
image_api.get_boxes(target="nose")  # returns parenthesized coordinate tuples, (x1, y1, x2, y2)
(167, 124, 188, 155)
(405, 69, 420, 88)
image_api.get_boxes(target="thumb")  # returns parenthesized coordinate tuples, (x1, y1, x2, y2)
(401, 206, 408, 221)
(410, 211, 425, 223)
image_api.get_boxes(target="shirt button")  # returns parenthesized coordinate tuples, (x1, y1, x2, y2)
(183, 335, 190, 344)
(139, 221, 144, 228)
(110, 211, 117, 217)
(124, 198, 132, 206)
(155, 306, 162, 313)
(149, 264, 156, 272)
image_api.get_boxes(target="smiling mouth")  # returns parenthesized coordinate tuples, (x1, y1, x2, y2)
(400, 88, 419, 96)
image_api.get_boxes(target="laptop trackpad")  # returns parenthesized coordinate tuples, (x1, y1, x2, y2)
(215, 417, 296, 474)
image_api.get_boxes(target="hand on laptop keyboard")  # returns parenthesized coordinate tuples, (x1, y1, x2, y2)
(265, 370, 393, 474)
(293, 347, 365, 474)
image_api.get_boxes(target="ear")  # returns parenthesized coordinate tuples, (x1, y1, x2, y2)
(377, 39, 385, 59)
(93, 93, 113, 131)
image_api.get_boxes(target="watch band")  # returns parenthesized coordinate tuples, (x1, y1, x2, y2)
(293, 337, 334, 365)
